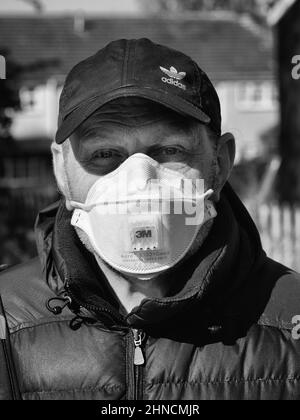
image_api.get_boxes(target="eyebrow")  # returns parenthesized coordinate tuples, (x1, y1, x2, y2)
(77, 140, 129, 159)
(73, 121, 199, 151)
(74, 132, 126, 151)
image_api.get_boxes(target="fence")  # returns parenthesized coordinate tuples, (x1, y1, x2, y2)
(252, 204, 300, 272)
(0, 144, 59, 265)
(0, 156, 58, 224)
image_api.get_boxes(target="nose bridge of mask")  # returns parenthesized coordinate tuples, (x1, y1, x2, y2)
(86, 153, 158, 201)
(104, 152, 185, 192)
(125, 153, 159, 193)
(80, 153, 187, 207)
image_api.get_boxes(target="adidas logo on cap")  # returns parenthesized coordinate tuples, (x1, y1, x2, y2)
(160, 66, 186, 90)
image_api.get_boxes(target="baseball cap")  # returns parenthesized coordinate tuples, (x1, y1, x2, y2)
(55, 38, 221, 144)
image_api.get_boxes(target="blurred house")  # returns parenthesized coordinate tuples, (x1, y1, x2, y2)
(0, 12, 278, 161)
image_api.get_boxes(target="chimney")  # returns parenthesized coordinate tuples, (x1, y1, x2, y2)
(74, 11, 85, 35)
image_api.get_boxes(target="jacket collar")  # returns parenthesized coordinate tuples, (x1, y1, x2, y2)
(35, 183, 267, 342)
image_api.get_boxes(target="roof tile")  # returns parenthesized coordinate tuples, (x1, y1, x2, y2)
(0, 15, 274, 83)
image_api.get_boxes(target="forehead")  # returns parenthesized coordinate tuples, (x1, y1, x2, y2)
(71, 97, 201, 141)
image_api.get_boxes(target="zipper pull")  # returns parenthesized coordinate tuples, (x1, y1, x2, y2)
(132, 329, 145, 366)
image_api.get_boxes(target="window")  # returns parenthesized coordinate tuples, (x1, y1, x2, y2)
(235, 81, 278, 111)
(20, 85, 46, 114)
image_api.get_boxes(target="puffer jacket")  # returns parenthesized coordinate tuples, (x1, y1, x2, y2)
(0, 183, 300, 400)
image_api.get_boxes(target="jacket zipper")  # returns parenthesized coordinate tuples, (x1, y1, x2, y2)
(131, 328, 145, 400)
(132, 328, 145, 366)
(65, 282, 126, 327)
(65, 282, 146, 399)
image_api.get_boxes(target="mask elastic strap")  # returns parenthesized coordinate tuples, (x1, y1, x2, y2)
(202, 189, 214, 200)
(69, 200, 94, 212)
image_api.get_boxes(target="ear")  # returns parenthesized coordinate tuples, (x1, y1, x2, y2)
(51, 141, 73, 211)
(213, 132, 236, 201)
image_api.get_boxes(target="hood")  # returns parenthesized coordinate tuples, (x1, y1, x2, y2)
(35, 183, 270, 345)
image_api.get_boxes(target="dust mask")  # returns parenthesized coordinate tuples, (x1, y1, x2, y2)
(70, 153, 217, 277)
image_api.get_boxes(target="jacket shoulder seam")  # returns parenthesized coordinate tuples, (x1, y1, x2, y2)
(21, 383, 123, 397)
(256, 317, 293, 331)
(150, 377, 300, 386)
(9, 316, 75, 335)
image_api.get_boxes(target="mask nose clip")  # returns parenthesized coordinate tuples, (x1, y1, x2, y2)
(126, 154, 158, 194)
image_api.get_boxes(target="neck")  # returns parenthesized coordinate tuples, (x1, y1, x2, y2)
(95, 255, 171, 314)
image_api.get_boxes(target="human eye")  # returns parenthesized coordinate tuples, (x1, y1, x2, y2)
(92, 149, 123, 159)
(85, 148, 126, 174)
(161, 146, 181, 156)
(150, 145, 191, 163)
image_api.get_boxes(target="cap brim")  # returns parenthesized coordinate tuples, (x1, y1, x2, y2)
(55, 86, 211, 144)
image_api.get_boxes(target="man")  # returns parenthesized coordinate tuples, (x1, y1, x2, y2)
(0, 38, 300, 400)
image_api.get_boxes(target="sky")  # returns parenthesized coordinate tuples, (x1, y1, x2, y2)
(0, 0, 141, 15)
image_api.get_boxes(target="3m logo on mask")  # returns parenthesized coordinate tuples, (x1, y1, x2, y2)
(135, 230, 152, 238)
(131, 225, 158, 251)
(160, 66, 186, 90)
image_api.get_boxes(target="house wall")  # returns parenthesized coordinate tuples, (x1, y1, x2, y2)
(11, 78, 62, 141)
(215, 80, 279, 162)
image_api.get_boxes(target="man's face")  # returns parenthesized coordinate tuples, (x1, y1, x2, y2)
(52, 98, 235, 277)
(63, 99, 217, 205)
